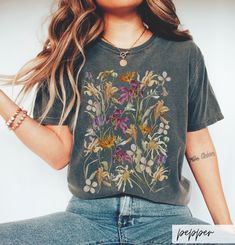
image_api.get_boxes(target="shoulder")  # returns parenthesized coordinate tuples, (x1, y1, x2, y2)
(184, 39, 204, 63)
(158, 36, 204, 62)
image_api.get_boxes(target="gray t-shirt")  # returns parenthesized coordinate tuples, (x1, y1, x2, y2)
(33, 33, 224, 205)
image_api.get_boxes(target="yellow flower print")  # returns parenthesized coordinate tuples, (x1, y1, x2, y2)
(84, 138, 103, 156)
(82, 69, 173, 194)
(125, 124, 138, 142)
(142, 134, 167, 158)
(118, 71, 136, 83)
(149, 140, 158, 150)
(139, 123, 152, 135)
(96, 167, 111, 187)
(112, 165, 135, 192)
(140, 70, 159, 87)
(97, 70, 118, 81)
(98, 135, 116, 148)
(116, 124, 138, 146)
(84, 83, 99, 98)
(153, 99, 170, 121)
(151, 165, 169, 184)
(104, 81, 119, 103)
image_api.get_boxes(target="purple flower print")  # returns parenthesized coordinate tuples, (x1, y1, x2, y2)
(118, 87, 132, 104)
(117, 117, 129, 134)
(92, 114, 106, 129)
(113, 146, 132, 163)
(85, 71, 93, 80)
(130, 80, 144, 98)
(118, 80, 144, 104)
(156, 155, 167, 165)
(107, 109, 129, 134)
(112, 108, 122, 117)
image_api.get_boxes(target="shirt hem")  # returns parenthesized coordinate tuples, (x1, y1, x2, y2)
(67, 183, 190, 206)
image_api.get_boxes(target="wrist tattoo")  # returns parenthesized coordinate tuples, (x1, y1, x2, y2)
(188, 151, 216, 163)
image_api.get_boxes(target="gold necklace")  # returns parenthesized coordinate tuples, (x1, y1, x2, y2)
(101, 26, 147, 67)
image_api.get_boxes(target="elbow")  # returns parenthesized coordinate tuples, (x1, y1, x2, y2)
(53, 160, 70, 170)
(50, 154, 71, 170)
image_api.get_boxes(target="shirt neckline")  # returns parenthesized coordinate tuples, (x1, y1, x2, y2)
(96, 32, 158, 54)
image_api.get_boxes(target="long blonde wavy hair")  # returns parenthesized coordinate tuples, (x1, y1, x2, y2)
(0, 0, 192, 140)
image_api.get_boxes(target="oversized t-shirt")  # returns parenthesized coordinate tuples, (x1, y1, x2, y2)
(33, 33, 224, 205)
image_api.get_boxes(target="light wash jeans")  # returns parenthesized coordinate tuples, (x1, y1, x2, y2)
(0, 194, 218, 245)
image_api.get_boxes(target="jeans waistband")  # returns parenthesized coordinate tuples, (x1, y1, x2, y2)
(65, 194, 192, 218)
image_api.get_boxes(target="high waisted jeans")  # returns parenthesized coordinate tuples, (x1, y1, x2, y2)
(0, 194, 213, 245)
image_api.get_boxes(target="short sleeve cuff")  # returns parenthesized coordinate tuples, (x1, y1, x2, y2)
(33, 117, 68, 125)
(187, 111, 224, 132)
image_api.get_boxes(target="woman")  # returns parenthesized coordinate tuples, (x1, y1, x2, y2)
(0, 0, 233, 244)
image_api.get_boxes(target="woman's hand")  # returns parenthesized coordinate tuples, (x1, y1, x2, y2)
(0, 90, 73, 170)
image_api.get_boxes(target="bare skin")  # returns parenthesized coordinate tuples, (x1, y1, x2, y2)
(0, 0, 232, 225)
(185, 128, 233, 224)
(0, 0, 152, 170)
(96, 0, 153, 49)
(0, 90, 73, 170)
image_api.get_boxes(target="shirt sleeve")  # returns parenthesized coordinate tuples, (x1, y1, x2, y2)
(187, 44, 224, 132)
(32, 77, 74, 126)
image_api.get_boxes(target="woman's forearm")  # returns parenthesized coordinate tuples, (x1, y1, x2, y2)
(0, 89, 71, 170)
(185, 128, 233, 225)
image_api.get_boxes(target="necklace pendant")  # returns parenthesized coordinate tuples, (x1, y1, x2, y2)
(120, 51, 129, 59)
(120, 59, 127, 67)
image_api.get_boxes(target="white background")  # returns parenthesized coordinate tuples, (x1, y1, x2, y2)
(0, 0, 234, 224)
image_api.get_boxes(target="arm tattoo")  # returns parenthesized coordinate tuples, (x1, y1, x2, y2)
(188, 151, 216, 163)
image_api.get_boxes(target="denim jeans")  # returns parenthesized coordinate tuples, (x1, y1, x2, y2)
(0, 194, 218, 245)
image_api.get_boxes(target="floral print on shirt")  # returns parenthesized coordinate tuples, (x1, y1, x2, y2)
(82, 69, 172, 194)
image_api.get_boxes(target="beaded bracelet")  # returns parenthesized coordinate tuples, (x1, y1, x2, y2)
(5, 107, 22, 128)
(9, 110, 28, 131)
(5, 106, 28, 131)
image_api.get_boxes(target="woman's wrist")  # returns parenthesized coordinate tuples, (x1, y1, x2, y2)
(0, 88, 4, 97)
(214, 216, 233, 225)
(0, 89, 20, 120)
(0, 89, 5, 114)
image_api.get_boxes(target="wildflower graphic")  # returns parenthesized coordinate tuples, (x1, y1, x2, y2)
(82, 69, 172, 194)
